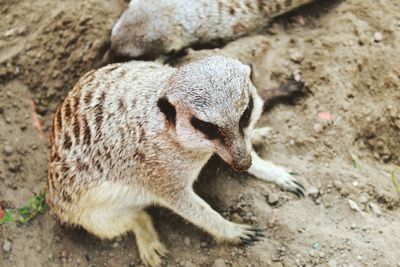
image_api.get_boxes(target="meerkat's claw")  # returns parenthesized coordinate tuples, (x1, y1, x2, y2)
(223, 224, 265, 245)
(238, 227, 265, 246)
(248, 151, 306, 197)
(138, 241, 168, 267)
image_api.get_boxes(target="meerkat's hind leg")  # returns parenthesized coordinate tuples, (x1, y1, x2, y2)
(132, 209, 168, 267)
(248, 151, 305, 197)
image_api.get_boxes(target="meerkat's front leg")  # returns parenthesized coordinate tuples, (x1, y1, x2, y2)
(247, 150, 305, 196)
(161, 190, 263, 244)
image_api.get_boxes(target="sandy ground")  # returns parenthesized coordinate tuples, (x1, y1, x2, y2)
(1, 0, 400, 266)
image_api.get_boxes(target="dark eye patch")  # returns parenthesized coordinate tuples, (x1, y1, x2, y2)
(239, 96, 253, 135)
(191, 117, 220, 140)
(157, 97, 176, 126)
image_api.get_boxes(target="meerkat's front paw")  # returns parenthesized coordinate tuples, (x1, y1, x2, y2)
(137, 240, 168, 267)
(219, 223, 264, 246)
(267, 166, 305, 197)
(248, 152, 305, 197)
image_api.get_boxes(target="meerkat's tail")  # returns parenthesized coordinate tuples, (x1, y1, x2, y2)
(263, 0, 316, 17)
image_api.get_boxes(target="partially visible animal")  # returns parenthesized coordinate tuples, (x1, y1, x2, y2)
(110, 0, 315, 59)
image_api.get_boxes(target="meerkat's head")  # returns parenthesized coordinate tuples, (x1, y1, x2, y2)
(110, 0, 185, 60)
(158, 56, 264, 171)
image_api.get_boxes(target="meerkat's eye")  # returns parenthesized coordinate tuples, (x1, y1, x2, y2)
(191, 117, 220, 140)
(239, 96, 253, 135)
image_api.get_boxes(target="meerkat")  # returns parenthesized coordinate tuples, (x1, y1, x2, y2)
(110, 0, 315, 60)
(47, 55, 304, 267)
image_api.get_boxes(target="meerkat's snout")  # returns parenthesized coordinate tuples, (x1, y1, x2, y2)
(228, 143, 252, 171)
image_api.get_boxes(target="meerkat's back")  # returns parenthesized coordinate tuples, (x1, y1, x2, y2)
(47, 61, 174, 225)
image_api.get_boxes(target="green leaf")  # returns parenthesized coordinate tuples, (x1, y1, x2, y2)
(1, 209, 14, 224)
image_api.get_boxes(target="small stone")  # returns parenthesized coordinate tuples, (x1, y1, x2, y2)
(352, 181, 359, 187)
(374, 32, 383, 42)
(369, 202, 382, 216)
(48, 254, 54, 261)
(3, 240, 11, 252)
(4, 28, 17, 37)
(36, 245, 42, 252)
(308, 186, 320, 200)
(350, 223, 357, 230)
(313, 123, 323, 133)
(184, 237, 191, 246)
(328, 259, 337, 267)
(290, 50, 304, 63)
(212, 259, 227, 267)
(319, 251, 325, 258)
(267, 193, 279, 205)
(333, 180, 343, 190)
(312, 242, 321, 250)
(289, 139, 295, 146)
(348, 199, 361, 212)
(3, 145, 14, 156)
(112, 242, 119, 248)
(293, 72, 302, 82)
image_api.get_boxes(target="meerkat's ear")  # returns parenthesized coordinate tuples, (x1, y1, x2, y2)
(157, 97, 176, 126)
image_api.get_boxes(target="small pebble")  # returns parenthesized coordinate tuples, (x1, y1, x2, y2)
(308, 186, 320, 200)
(313, 123, 323, 133)
(3, 145, 14, 156)
(290, 50, 304, 63)
(350, 223, 357, 230)
(333, 180, 343, 190)
(374, 32, 383, 42)
(212, 259, 227, 267)
(348, 199, 361, 212)
(312, 242, 321, 250)
(293, 71, 302, 82)
(112, 242, 119, 248)
(3, 240, 12, 252)
(369, 202, 382, 216)
(267, 193, 279, 205)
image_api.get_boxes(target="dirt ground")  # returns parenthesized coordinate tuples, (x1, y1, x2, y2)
(1, 0, 400, 266)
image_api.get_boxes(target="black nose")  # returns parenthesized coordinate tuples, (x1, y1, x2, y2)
(232, 154, 252, 172)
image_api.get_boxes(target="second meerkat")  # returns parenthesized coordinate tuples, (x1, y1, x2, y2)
(111, 0, 315, 59)
(47, 56, 304, 267)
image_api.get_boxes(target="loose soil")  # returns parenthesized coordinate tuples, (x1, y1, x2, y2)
(1, 0, 400, 266)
